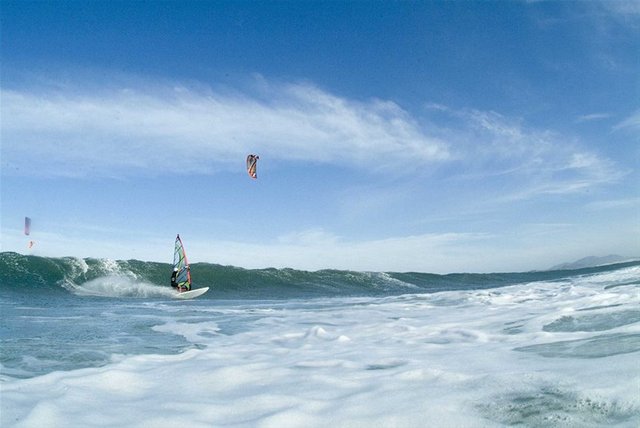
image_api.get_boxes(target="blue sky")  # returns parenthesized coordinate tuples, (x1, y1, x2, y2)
(1, 0, 638, 273)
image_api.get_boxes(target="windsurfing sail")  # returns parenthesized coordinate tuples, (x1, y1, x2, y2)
(246, 154, 259, 179)
(24, 217, 31, 236)
(172, 234, 192, 292)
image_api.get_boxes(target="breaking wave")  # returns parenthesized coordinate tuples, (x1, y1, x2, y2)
(1, 251, 638, 299)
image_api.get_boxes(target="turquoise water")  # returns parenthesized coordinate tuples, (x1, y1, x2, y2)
(1, 252, 639, 426)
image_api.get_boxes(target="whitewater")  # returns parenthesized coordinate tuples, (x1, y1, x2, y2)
(1, 253, 639, 427)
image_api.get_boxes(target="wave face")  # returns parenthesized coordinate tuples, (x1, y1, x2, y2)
(1, 251, 639, 299)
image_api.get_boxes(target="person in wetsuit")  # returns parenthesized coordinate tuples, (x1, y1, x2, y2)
(171, 267, 191, 292)
(170, 268, 179, 290)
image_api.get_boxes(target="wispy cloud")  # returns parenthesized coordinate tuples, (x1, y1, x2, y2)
(1, 224, 493, 272)
(2, 74, 622, 202)
(4, 214, 638, 272)
(575, 112, 612, 123)
(425, 107, 624, 200)
(614, 109, 640, 132)
(600, 0, 640, 20)
(1, 78, 449, 177)
(585, 197, 640, 211)
(277, 228, 340, 246)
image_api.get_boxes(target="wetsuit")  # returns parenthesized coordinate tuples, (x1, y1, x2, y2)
(170, 270, 178, 290)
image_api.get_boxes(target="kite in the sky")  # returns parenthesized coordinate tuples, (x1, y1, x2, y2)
(25, 217, 35, 249)
(24, 217, 31, 236)
(246, 154, 259, 179)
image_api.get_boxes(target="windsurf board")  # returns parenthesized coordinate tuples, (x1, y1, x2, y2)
(172, 287, 209, 300)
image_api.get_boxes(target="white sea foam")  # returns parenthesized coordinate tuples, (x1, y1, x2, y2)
(66, 256, 90, 277)
(72, 275, 174, 298)
(2, 268, 639, 427)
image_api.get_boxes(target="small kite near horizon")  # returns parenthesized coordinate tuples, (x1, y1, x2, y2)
(25, 217, 35, 249)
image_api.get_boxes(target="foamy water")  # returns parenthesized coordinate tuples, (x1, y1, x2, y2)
(1, 267, 639, 427)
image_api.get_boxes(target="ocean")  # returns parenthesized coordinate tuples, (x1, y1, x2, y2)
(1, 252, 639, 427)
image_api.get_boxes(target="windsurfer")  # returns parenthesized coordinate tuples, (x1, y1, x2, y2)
(171, 267, 190, 292)
(170, 268, 179, 290)
(172, 234, 192, 293)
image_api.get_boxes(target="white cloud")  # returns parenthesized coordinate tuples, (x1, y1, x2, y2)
(4, 213, 637, 273)
(277, 228, 340, 246)
(1, 224, 492, 272)
(426, 107, 625, 200)
(575, 113, 612, 123)
(614, 109, 640, 131)
(1, 74, 623, 201)
(585, 197, 640, 211)
(1, 78, 449, 177)
(601, 0, 640, 19)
